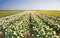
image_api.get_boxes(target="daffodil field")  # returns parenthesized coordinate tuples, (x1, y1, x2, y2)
(0, 10, 60, 38)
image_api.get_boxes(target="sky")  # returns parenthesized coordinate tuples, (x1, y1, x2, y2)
(0, 0, 60, 10)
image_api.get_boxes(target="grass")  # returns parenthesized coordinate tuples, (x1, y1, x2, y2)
(0, 10, 24, 18)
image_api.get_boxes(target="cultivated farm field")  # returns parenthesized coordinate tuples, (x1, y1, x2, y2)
(0, 10, 23, 18)
(0, 10, 60, 38)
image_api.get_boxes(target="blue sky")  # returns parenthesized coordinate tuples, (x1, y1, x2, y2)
(0, 0, 60, 10)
